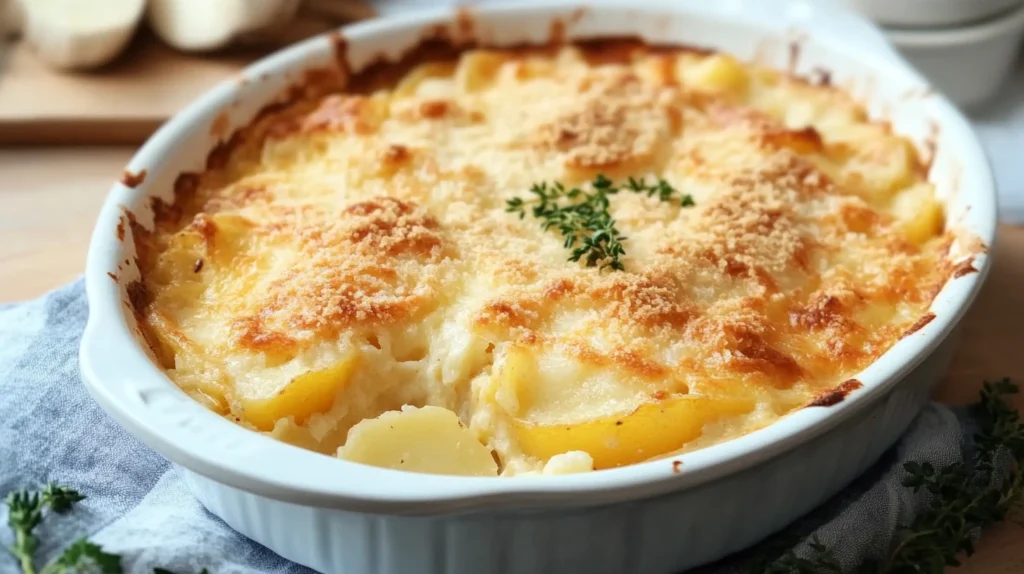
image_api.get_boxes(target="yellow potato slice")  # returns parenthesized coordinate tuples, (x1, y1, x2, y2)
(891, 183, 945, 244)
(679, 53, 749, 95)
(493, 343, 538, 417)
(495, 342, 671, 422)
(338, 405, 498, 477)
(511, 395, 755, 470)
(395, 62, 458, 98)
(455, 50, 512, 93)
(241, 354, 358, 431)
(826, 125, 918, 203)
(143, 311, 230, 413)
(144, 309, 194, 365)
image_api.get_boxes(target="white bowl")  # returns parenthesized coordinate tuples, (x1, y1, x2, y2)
(79, 1, 997, 573)
(886, 2, 1024, 110)
(841, 0, 1024, 28)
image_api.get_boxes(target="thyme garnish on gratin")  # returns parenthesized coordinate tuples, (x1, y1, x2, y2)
(505, 174, 695, 272)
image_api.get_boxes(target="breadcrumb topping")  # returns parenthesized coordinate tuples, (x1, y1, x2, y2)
(533, 71, 676, 169)
(236, 197, 452, 348)
(131, 41, 952, 470)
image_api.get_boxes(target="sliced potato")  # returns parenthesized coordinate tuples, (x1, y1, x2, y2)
(500, 57, 557, 83)
(495, 342, 668, 423)
(144, 309, 195, 365)
(394, 62, 457, 98)
(542, 451, 594, 475)
(455, 50, 511, 93)
(338, 405, 498, 477)
(242, 354, 358, 431)
(891, 183, 945, 244)
(827, 125, 918, 202)
(511, 395, 755, 470)
(493, 343, 538, 417)
(680, 53, 749, 95)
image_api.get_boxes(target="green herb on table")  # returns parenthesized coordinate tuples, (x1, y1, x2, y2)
(4, 484, 207, 574)
(755, 378, 1024, 574)
(5, 379, 1021, 574)
(505, 174, 695, 272)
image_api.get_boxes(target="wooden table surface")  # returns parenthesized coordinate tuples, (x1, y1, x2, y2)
(1, 147, 1022, 572)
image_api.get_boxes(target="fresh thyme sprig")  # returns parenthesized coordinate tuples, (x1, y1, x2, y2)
(622, 175, 696, 207)
(505, 174, 695, 272)
(7, 489, 46, 574)
(7, 379, 1020, 574)
(756, 378, 1024, 574)
(876, 378, 1024, 573)
(4, 484, 207, 574)
(39, 484, 84, 514)
(41, 540, 122, 574)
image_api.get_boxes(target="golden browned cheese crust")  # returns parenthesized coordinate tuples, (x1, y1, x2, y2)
(132, 40, 950, 475)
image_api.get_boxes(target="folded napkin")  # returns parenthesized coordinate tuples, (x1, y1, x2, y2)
(0, 280, 979, 574)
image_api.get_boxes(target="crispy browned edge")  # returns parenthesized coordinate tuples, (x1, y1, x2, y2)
(806, 379, 863, 408)
(120, 169, 147, 189)
(210, 111, 232, 140)
(900, 312, 936, 339)
(117, 6, 987, 406)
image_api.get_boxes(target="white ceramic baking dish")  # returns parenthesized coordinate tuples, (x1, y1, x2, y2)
(79, 1, 997, 572)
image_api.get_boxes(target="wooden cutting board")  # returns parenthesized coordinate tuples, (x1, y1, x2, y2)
(0, 0, 376, 145)
(0, 33, 263, 145)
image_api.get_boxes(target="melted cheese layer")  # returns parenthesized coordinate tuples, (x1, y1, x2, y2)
(133, 42, 950, 476)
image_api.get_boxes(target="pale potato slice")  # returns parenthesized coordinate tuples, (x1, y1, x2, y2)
(511, 395, 755, 470)
(542, 451, 594, 475)
(241, 354, 358, 431)
(338, 405, 498, 477)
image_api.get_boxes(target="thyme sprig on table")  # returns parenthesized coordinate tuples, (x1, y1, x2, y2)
(4, 484, 206, 574)
(6, 380, 1022, 574)
(756, 378, 1024, 574)
(505, 174, 695, 272)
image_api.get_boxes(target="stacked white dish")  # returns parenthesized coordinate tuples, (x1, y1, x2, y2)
(844, 0, 1024, 109)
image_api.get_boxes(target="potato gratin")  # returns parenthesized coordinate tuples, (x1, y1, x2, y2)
(131, 40, 952, 477)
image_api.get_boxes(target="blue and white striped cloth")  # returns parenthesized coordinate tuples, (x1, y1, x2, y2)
(0, 280, 972, 573)
(2, 1, 1021, 570)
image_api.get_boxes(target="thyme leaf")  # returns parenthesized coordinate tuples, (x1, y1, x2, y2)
(4, 483, 204, 574)
(506, 174, 695, 271)
(755, 378, 1024, 574)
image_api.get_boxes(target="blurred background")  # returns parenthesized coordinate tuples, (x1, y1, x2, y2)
(0, 0, 1021, 302)
(0, 0, 1021, 188)
(0, 0, 376, 145)
(1, 0, 1021, 136)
